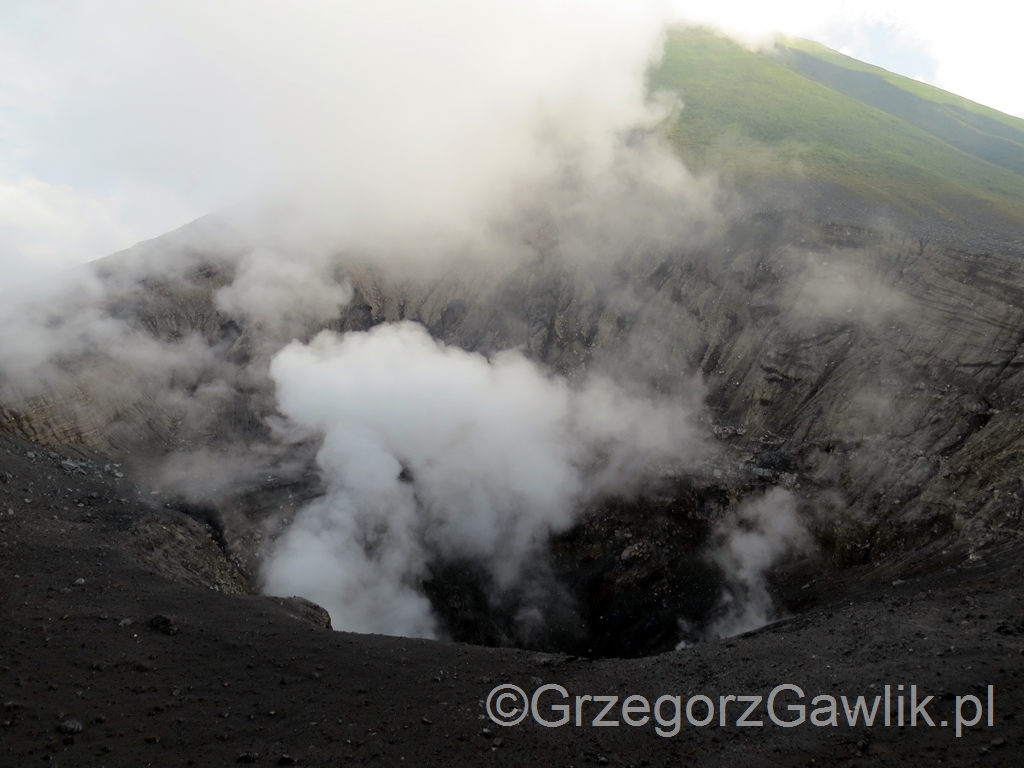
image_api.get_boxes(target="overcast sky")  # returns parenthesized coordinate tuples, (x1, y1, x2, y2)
(1, 1, 1020, 288)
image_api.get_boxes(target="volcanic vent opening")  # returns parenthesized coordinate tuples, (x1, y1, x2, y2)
(418, 476, 819, 659)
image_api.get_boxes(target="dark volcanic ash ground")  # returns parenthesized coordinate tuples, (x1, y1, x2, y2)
(4, 426, 1024, 767)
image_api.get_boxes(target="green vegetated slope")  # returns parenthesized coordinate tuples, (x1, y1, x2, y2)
(778, 38, 1024, 177)
(651, 27, 1024, 230)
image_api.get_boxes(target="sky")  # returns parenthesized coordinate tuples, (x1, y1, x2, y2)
(0, 1, 1021, 289)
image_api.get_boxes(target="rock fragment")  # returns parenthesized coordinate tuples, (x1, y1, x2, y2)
(57, 719, 83, 734)
(148, 614, 179, 635)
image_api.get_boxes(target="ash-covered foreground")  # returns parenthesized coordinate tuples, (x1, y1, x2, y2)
(2, 428, 1023, 767)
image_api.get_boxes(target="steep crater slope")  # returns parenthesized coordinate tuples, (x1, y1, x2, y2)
(3, 209, 1024, 654)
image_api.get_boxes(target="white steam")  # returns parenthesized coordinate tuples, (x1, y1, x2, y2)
(0, 268, 219, 402)
(0, 0, 721, 398)
(705, 488, 812, 639)
(1, 0, 682, 281)
(263, 321, 704, 637)
(214, 247, 354, 336)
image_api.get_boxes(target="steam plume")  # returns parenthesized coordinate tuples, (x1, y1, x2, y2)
(263, 322, 704, 637)
(706, 488, 812, 638)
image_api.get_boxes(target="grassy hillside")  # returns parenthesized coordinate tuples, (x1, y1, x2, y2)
(780, 38, 1024, 138)
(778, 38, 1024, 177)
(650, 27, 1024, 229)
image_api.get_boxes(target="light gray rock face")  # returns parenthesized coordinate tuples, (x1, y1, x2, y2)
(3, 209, 1024, 566)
